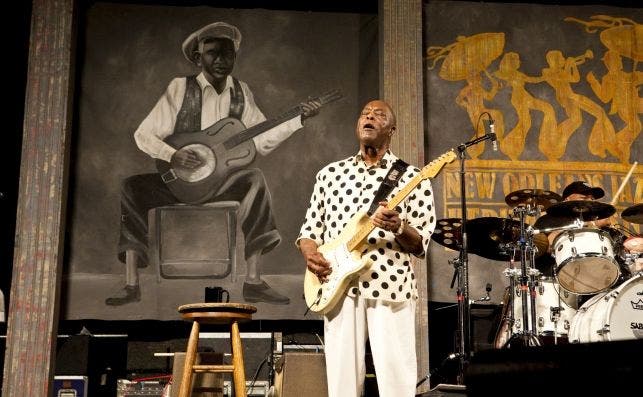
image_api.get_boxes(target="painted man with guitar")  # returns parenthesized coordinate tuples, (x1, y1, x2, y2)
(106, 21, 322, 306)
(297, 100, 438, 397)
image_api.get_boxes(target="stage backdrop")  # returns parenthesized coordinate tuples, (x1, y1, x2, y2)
(424, 1, 642, 304)
(62, 2, 378, 320)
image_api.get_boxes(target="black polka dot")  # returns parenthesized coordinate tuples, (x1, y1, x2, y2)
(351, 287, 358, 294)
(372, 290, 380, 298)
(406, 292, 411, 299)
(371, 272, 379, 279)
(370, 254, 378, 261)
(362, 281, 370, 288)
(381, 282, 389, 289)
(391, 293, 396, 299)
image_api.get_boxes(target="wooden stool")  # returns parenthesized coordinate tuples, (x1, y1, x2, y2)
(177, 303, 257, 397)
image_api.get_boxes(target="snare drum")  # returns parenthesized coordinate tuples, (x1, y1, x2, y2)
(552, 228, 620, 295)
(569, 274, 643, 343)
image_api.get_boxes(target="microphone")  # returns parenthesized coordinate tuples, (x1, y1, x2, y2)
(484, 118, 497, 151)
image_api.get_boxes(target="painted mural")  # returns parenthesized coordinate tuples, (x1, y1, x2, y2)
(424, 3, 641, 304)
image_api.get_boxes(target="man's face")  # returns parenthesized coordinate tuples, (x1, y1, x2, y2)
(196, 38, 236, 81)
(565, 193, 594, 201)
(355, 100, 395, 146)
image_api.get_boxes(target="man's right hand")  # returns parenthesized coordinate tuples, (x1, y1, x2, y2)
(171, 148, 202, 169)
(299, 239, 331, 281)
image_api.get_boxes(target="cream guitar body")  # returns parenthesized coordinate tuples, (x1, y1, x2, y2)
(303, 212, 373, 314)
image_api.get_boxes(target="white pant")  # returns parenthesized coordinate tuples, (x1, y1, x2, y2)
(323, 295, 417, 397)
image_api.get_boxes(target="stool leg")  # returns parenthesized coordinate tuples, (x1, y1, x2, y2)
(230, 320, 247, 397)
(179, 320, 200, 397)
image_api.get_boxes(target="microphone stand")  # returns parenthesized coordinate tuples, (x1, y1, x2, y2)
(451, 132, 496, 384)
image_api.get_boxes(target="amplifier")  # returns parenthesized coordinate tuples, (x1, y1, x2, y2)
(223, 380, 269, 396)
(116, 379, 166, 397)
(53, 376, 88, 397)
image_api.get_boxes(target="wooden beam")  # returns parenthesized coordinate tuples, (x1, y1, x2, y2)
(379, 0, 430, 393)
(2, 0, 75, 395)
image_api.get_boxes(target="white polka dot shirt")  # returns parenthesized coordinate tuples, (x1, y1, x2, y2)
(297, 150, 436, 302)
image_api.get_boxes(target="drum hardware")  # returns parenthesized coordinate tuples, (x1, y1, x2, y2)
(497, 205, 544, 348)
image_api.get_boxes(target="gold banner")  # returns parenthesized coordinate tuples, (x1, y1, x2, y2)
(441, 160, 642, 233)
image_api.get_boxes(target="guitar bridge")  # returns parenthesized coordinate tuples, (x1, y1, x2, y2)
(161, 169, 178, 183)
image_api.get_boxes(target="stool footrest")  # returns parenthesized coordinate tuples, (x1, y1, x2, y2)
(192, 364, 235, 373)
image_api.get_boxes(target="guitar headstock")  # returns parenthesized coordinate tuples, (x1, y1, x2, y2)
(419, 149, 457, 179)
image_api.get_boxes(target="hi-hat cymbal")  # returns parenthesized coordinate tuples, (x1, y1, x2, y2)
(622, 203, 643, 224)
(466, 217, 523, 261)
(431, 218, 463, 251)
(505, 188, 562, 209)
(546, 200, 616, 221)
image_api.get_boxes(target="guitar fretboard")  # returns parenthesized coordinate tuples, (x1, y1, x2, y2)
(223, 107, 303, 150)
(223, 89, 343, 150)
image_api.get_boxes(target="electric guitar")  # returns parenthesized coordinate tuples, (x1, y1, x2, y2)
(156, 89, 343, 204)
(303, 149, 457, 314)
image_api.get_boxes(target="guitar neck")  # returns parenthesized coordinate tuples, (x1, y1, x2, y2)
(346, 172, 425, 251)
(345, 149, 457, 251)
(223, 89, 343, 150)
(223, 106, 303, 150)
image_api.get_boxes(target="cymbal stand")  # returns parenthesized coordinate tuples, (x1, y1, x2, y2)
(504, 206, 540, 348)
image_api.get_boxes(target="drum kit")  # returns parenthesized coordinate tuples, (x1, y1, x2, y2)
(432, 188, 643, 348)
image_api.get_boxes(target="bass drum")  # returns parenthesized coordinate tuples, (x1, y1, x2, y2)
(569, 274, 643, 343)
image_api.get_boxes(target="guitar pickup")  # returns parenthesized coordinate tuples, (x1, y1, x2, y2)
(161, 169, 178, 183)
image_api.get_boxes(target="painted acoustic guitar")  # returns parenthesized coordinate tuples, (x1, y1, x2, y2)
(156, 89, 343, 204)
(303, 149, 457, 314)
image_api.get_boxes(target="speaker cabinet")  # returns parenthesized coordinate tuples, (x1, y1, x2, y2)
(275, 352, 327, 397)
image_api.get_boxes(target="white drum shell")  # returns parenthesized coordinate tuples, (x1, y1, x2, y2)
(512, 278, 578, 336)
(569, 275, 643, 343)
(553, 228, 619, 295)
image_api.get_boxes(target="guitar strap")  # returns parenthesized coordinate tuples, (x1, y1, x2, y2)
(228, 77, 245, 120)
(367, 159, 409, 215)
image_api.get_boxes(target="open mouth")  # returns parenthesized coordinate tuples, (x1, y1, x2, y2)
(363, 123, 375, 130)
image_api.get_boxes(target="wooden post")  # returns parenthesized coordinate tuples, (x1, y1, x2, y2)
(379, 0, 430, 393)
(2, 0, 75, 395)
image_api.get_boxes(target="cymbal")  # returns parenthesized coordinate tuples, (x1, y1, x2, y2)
(533, 213, 576, 231)
(546, 200, 616, 221)
(505, 188, 562, 209)
(431, 218, 463, 251)
(622, 203, 643, 224)
(466, 217, 522, 261)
